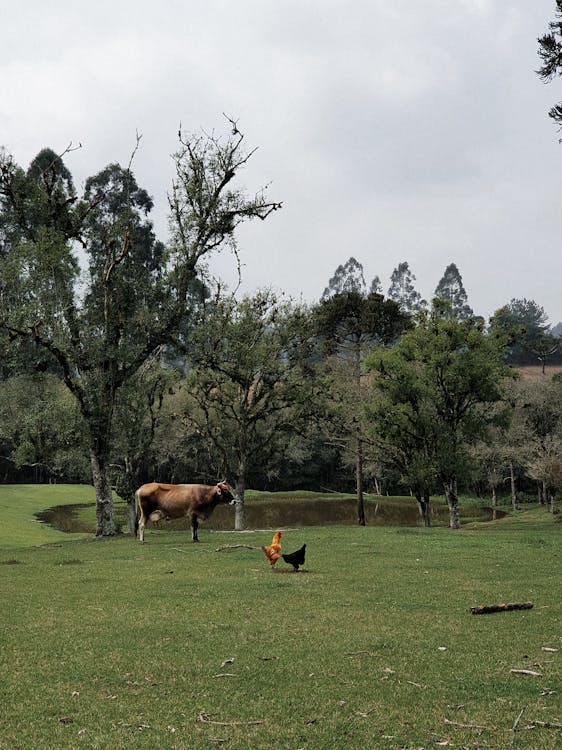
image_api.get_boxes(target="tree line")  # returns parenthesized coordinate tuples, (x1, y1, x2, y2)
(1, 138, 561, 535)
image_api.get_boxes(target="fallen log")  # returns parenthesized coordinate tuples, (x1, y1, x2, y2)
(470, 602, 533, 615)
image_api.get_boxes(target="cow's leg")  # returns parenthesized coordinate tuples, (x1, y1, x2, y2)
(190, 513, 199, 542)
(138, 511, 146, 543)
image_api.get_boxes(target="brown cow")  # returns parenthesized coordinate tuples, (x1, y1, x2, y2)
(135, 482, 236, 543)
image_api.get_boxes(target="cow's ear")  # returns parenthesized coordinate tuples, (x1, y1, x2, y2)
(216, 486, 222, 496)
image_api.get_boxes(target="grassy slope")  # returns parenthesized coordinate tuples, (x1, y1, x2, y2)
(0, 484, 96, 547)
(0, 489, 560, 749)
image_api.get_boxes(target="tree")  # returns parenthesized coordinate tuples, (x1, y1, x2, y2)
(0, 122, 281, 535)
(321, 256, 367, 300)
(489, 298, 556, 366)
(387, 261, 426, 315)
(110, 354, 178, 533)
(366, 300, 510, 528)
(0, 373, 89, 483)
(182, 291, 316, 529)
(499, 378, 535, 510)
(369, 275, 383, 295)
(434, 263, 473, 320)
(469, 422, 512, 519)
(366, 345, 439, 527)
(314, 291, 409, 524)
(510, 376, 562, 508)
(527, 434, 562, 512)
(537, 1, 562, 129)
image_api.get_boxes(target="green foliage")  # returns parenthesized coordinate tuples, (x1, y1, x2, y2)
(182, 291, 318, 519)
(366, 302, 511, 525)
(489, 298, 557, 366)
(0, 374, 89, 482)
(508, 377, 562, 507)
(314, 290, 408, 360)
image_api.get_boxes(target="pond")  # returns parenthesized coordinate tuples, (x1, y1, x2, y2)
(35, 496, 501, 534)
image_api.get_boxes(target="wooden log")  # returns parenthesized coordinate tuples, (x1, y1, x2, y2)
(470, 602, 533, 615)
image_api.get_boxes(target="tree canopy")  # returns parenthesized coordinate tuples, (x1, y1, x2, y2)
(366, 300, 510, 528)
(182, 290, 317, 528)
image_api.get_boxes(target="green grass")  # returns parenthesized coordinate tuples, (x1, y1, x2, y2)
(0, 488, 561, 749)
(0, 484, 95, 547)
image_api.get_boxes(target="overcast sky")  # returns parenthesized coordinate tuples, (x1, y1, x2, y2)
(2, 1, 562, 323)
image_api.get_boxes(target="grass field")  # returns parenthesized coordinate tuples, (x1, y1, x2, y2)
(0, 486, 560, 749)
(0, 484, 95, 547)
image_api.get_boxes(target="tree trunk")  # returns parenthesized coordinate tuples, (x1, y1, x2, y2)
(356, 437, 365, 526)
(123, 456, 138, 536)
(491, 485, 497, 521)
(415, 491, 431, 527)
(444, 479, 460, 529)
(509, 461, 519, 510)
(234, 476, 246, 531)
(127, 495, 138, 536)
(91, 450, 116, 536)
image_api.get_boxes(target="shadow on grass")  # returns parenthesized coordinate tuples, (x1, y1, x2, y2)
(35, 503, 95, 533)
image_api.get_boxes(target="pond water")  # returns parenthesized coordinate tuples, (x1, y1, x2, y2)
(35, 497, 499, 534)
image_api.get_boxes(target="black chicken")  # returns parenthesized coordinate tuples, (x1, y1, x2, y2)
(281, 543, 306, 571)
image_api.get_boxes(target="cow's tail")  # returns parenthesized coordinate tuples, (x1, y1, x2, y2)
(134, 490, 141, 537)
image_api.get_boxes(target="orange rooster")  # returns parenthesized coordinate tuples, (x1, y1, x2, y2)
(261, 530, 282, 567)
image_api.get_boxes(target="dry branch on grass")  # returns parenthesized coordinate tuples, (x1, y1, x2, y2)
(524, 720, 562, 730)
(197, 713, 265, 726)
(215, 544, 258, 551)
(510, 669, 543, 677)
(470, 602, 533, 615)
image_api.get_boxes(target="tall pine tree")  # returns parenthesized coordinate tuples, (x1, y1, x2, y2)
(387, 261, 426, 315)
(321, 256, 366, 300)
(434, 263, 473, 319)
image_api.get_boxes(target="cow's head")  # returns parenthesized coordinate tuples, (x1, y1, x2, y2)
(216, 482, 237, 505)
